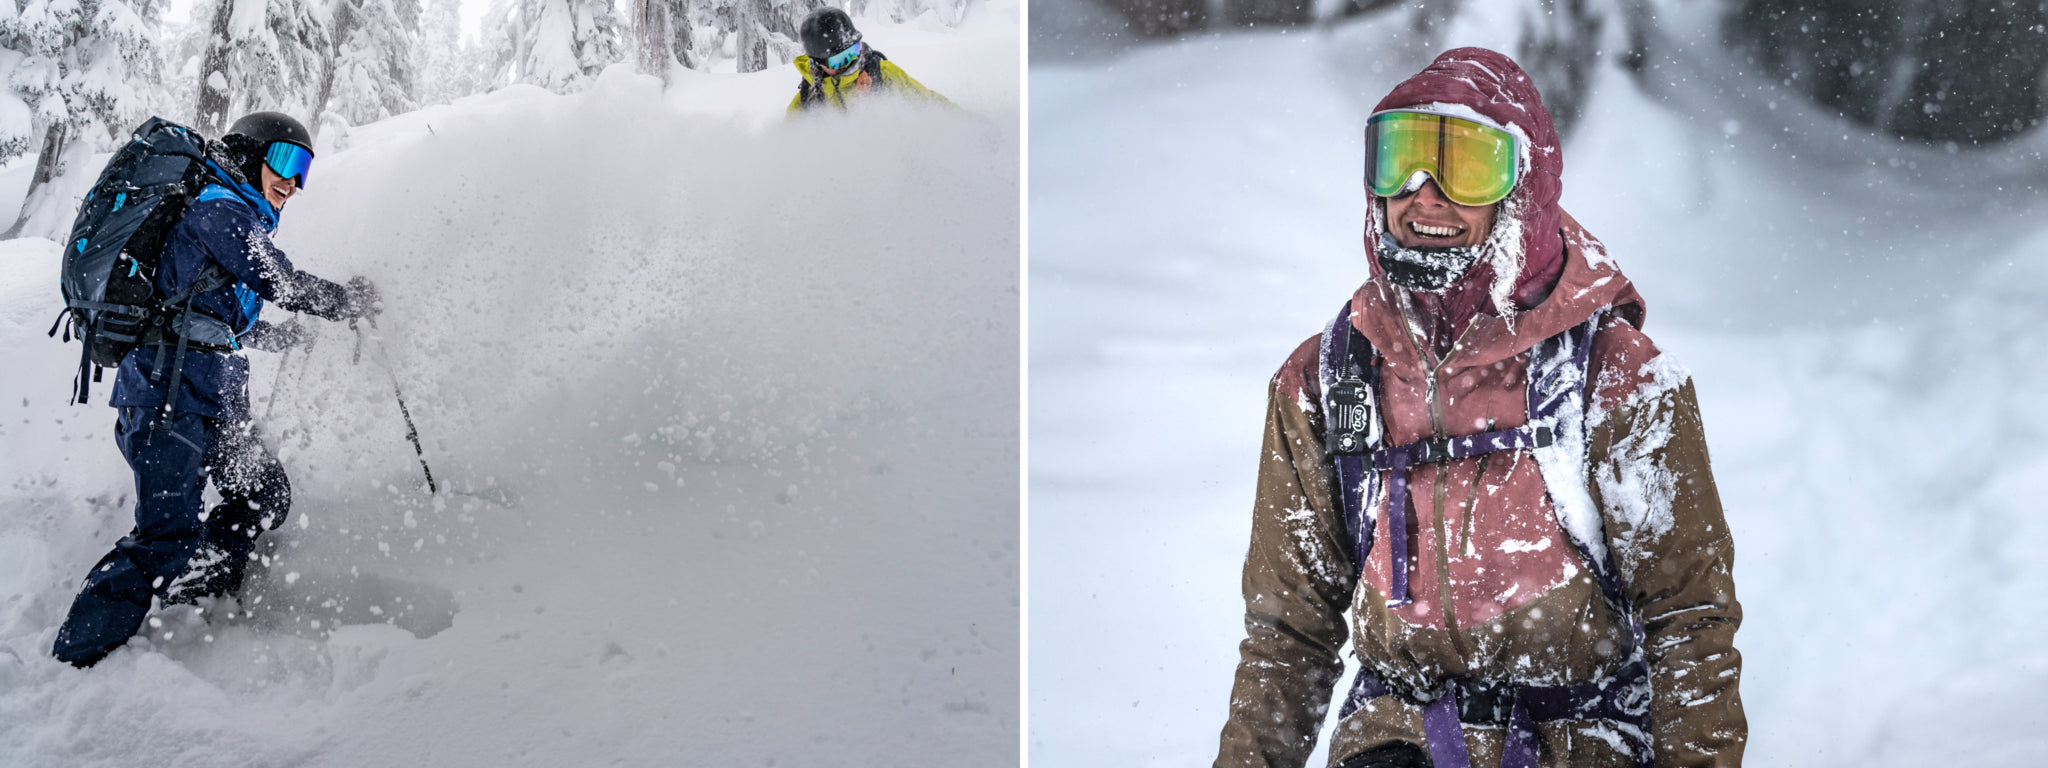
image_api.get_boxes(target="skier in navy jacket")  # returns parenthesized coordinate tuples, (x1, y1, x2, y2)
(53, 112, 379, 668)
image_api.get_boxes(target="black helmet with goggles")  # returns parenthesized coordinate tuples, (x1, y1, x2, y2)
(801, 9, 863, 71)
(227, 111, 315, 189)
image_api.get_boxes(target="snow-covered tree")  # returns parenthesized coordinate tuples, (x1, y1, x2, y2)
(486, 0, 625, 93)
(664, 0, 829, 75)
(0, 0, 165, 238)
(630, 0, 692, 80)
(0, 4, 38, 163)
(193, 0, 333, 135)
(419, 0, 488, 105)
(732, 0, 771, 73)
(318, 0, 422, 132)
(868, 0, 969, 25)
(158, 9, 214, 130)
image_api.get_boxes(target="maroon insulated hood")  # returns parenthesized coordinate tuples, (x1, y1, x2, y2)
(1366, 48, 1566, 340)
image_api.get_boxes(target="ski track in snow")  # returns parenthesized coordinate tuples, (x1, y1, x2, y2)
(0, 7, 1020, 766)
(1028, 6, 2048, 767)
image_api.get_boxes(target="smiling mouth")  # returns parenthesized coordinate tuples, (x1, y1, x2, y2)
(1409, 221, 1464, 239)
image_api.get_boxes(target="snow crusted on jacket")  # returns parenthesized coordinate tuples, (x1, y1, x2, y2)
(1217, 47, 1743, 768)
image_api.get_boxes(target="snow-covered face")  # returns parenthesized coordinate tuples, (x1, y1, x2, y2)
(260, 164, 297, 210)
(1386, 176, 1496, 249)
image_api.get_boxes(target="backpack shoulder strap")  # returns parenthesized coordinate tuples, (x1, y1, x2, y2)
(860, 49, 889, 90)
(1318, 299, 1384, 574)
(1526, 309, 1634, 612)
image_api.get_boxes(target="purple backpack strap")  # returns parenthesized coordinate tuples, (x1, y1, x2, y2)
(1515, 310, 1655, 768)
(1321, 300, 1380, 575)
(1529, 312, 1645, 654)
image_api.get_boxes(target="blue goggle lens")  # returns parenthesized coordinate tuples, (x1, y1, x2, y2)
(826, 42, 862, 72)
(265, 142, 313, 188)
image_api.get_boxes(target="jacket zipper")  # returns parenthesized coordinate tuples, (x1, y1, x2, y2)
(1395, 294, 1466, 644)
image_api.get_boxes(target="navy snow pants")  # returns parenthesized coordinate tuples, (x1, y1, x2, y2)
(52, 408, 290, 667)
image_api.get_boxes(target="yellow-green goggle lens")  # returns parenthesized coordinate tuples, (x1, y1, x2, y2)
(1365, 111, 1518, 207)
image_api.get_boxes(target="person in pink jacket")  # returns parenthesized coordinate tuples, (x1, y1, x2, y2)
(1214, 48, 1746, 768)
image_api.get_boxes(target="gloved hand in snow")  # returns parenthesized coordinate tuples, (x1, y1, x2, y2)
(343, 276, 382, 320)
(244, 318, 310, 353)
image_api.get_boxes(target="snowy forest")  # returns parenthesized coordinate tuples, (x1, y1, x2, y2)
(0, 0, 975, 238)
(0, 0, 1015, 761)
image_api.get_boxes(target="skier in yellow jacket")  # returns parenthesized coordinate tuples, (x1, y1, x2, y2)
(787, 8, 951, 114)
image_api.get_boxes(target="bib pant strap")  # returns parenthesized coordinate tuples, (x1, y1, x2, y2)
(1422, 688, 1474, 768)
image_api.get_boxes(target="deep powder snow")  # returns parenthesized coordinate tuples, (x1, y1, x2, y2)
(0, 7, 1020, 765)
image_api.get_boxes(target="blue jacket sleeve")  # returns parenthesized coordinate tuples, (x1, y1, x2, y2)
(186, 199, 354, 320)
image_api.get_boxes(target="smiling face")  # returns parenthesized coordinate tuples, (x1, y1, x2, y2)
(1385, 175, 1496, 249)
(260, 163, 298, 210)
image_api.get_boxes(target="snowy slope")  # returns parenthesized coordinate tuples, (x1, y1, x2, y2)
(1029, 6, 2048, 768)
(0, 6, 1019, 766)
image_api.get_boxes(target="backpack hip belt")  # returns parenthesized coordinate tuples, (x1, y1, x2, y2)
(154, 264, 241, 414)
(1318, 299, 1652, 768)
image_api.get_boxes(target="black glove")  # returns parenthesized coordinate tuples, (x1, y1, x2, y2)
(243, 318, 309, 353)
(344, 276, 382, 319)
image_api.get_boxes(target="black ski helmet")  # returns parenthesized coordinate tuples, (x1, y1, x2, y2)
(227, 111, 313, 153)
(224, 111, 314, 188)
(801, 8, 862, 61)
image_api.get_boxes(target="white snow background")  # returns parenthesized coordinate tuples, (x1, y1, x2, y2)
(1029, 3, 2048, 767)
(0, 5, 1018, 766)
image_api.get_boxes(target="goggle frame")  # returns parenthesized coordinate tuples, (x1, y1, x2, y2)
(265, 141, 313, 189)
(1365, 110, 1519, 208)
(825, 41, 864, 73)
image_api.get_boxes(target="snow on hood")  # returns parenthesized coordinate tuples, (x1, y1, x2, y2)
(1365, 47, 1566, 326)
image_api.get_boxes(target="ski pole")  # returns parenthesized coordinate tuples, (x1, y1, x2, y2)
(262, 321, 318, 422)
(354, 322, 437, 494)
(262, 342, 293, 422)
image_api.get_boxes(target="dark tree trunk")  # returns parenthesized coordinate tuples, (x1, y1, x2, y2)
(636, 0, 673, 81)
(668, 0, 696, 70)
(195, 0, 237, 135)
(736, 0, 767, 73)
(6, 124, 71, 239)
(312, 0, 360, 138)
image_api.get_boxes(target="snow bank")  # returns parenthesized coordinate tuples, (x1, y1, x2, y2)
(1029, 7, 2048, 767)
(0, 9, 1018, 765)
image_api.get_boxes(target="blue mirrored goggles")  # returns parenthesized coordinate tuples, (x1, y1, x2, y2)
(265, 141, 313, 188)
(825, 41, 863, 72)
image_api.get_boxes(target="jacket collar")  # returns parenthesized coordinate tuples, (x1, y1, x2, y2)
(794, 50, 882, 86)
(1352, 210, 1644, 371)
(201, 159, 280, 231)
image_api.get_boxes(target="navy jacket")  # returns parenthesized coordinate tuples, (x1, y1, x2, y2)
(110, 168, 350, 420)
